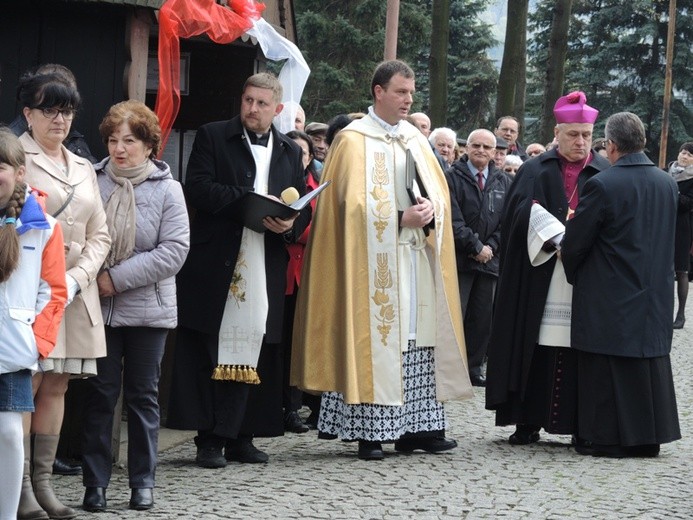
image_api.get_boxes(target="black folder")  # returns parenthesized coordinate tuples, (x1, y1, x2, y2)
(238, 180, 331, 233)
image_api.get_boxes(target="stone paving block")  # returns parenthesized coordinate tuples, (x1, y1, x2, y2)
(50, 304, 693, 519)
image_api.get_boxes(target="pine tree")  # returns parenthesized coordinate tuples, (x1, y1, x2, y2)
(527, 0, 693, 158)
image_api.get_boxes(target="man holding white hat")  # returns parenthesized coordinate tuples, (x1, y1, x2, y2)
(485, 91, 611, 447)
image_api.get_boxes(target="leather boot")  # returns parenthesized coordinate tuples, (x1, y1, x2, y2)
(31, 434, 77, 520)
(17, 435, 49, 520)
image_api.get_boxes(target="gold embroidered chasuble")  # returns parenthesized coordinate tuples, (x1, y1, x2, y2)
(291, 115, 473, 405)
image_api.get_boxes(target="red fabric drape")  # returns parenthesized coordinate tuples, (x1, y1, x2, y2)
(154, 0, 265, 153)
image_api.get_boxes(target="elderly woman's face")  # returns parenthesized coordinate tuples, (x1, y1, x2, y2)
(23, 106, 74, 149)
(108, 122, 152, 168)
(678, 148, 693, 167)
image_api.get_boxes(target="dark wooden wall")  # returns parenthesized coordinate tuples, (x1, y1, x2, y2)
(0, 0, 128, 160)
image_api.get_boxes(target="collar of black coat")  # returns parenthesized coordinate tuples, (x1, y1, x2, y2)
(538, 147, 611, 172)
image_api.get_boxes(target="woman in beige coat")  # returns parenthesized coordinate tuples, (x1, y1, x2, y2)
(16, 69, 110, 520)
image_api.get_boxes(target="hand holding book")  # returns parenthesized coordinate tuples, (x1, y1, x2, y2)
(238, 181, 331, 233)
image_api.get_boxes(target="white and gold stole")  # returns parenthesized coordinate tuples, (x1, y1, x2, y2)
(360, 119, 441, 404)
(213, 133, 273, 383)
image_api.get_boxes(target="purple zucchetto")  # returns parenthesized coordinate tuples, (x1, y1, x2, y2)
(553, 91, 599, 124)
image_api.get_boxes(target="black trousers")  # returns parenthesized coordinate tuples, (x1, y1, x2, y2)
(459, 271, 496, 375)
(167, 327, 283, 446)
(281, 291, 303, 413)
(82, 326, 167, 489)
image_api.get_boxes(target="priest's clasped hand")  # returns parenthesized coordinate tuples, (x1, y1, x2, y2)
(263, 214, 297, 234)
(401, 196, 434, 228)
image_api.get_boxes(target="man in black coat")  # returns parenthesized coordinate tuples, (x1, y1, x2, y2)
(167, 72, 311, 468)
(485, 92, 610, 445)
(494, 116, 528, 161)
(562, 112, 681, 457)
(447, 129, 511, 387)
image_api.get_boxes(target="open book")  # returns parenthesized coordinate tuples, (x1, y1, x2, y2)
(238, 180, 331, 233)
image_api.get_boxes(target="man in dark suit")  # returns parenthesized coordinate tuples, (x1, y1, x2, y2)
(562, 112, 681, 457)
(446, 129, 511, 387)
(494, 116, 528, 161)
(167, 72, 310, 468)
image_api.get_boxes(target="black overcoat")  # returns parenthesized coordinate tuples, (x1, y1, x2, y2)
(176, 116, 310, 344)
(485, 149, 610, 409)
(446, 156, 511, 276)
(562, 152, 677, 358)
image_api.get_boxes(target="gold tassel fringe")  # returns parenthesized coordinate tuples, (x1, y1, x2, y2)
(211, 364, 260, 384)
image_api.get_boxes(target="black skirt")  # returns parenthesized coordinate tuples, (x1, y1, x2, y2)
(577, 351, 681, 446)
(674, 210, 692, 272)
(495, 345, 578, 435)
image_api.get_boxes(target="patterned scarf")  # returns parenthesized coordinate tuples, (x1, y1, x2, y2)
(102, 159, 155, 268)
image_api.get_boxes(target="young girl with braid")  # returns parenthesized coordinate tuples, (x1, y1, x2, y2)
(0, 128, 67, 519)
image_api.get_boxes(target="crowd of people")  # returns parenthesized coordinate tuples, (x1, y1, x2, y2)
(0, 58, 685, 518)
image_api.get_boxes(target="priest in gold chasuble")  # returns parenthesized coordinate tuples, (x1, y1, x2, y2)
(291, 60, 472, 461)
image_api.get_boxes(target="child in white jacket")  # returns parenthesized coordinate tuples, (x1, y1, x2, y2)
(0, 128, 67, 520)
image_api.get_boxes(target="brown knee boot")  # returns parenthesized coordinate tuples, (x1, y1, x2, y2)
(17, 435, 49, 520)
(31, 434, 76, 520)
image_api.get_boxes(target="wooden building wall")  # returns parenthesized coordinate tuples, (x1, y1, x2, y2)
(0, 0, 129, 159)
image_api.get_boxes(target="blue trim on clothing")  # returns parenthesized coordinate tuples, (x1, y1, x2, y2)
(16, 193, 50, 236)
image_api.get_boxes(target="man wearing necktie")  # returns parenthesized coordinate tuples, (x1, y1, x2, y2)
(446, 129, 511, 387)
(168, 72, 310, 468)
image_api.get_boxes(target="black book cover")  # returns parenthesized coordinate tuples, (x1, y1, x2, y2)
(238, 181, 331, 233)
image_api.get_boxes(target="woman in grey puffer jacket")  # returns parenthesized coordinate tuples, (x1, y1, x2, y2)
(81, 101, 189, 513)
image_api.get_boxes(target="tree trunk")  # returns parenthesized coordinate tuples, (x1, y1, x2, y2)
(496, 0, 529, 124)
(384, 0, 400, 60)
(430, 0, 450, 128)
(512, 2, 529, 140)
(540, 0, 574, 144)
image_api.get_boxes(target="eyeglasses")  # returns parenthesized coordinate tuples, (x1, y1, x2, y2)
(37, 107, 75, 120)
(469, 143, 495, 151)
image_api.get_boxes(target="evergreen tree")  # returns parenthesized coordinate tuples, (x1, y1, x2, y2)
(445, 0, 498, 136)
(527, 0, 693, 158)
(294, 0, 429, 122)
(294, 0, 497, 135)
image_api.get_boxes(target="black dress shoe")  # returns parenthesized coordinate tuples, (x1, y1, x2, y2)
(575, 443, 629, 458)
(358, 440, 384, 460)
(508, 425, 541, 445)
(284, 411, 309, 433)
(195, 446, 227, 468)
(673, 316, 685, 329)
(470, 373, 487, 387)
(394, 436, 458, 453)
(53, 457, 82, 476)
(305, 411, 319, 429)
(129, 488, 154, 510)
(224, 438, 269, 463)
(83, 487, 106, 512)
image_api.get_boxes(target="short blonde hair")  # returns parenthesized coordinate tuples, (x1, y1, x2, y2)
(243, 72, 283, 104)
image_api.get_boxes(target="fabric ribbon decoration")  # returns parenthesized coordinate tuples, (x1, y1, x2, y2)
(154, 0, 265, 151)
(248, 18, 311, 133)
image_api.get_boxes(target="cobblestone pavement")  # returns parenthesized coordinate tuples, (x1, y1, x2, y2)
(54, 328, 692, 519)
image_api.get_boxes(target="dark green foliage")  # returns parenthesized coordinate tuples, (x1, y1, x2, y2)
(294, 0, 497, 134)
(527, 0, 693, 159)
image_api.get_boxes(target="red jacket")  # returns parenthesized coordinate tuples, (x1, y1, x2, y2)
(286, 169, 320, 295)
